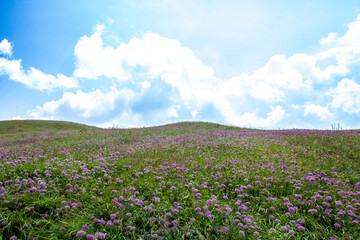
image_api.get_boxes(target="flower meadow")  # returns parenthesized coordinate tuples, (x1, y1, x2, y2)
(0, 121, 360, 239)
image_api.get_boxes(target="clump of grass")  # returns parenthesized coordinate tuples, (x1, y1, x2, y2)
(0, 122, 359, 239)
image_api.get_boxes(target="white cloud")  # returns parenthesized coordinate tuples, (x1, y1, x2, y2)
(241, 52, 349, 102)
(106, 16, 114, 25)
(191, 109, 198, 118)
(320, 32, 339, 46)
(223, 106, 286, 128)
(70, 23, 353, 128)
(74, 28, 216, 103)
(29, 87, 134, 119)
(0, 58, 78, 90)
(0, 44, 78, 90)
(166, 107, 179, 118)
(304, 103, 333, 120)
(22, 14, 360, 128)
(0, 39, 12, 56)
(12, 116, 23, 120)
(319, 14, 360, 68)
(74, 25, 128, 81)
(217, 52, 345, 103)
(327, 78, 360, 114)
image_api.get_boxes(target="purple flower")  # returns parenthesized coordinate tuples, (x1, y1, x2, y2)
(334, 223, 340, 228)
(324, 196, 332, 201)
(10, 237, 17, 240)
(294, 194, 302, 199)
(195, 193, 202, 198)
(314, 194, 322, 199)
(308, 209, 318, 214)
(324, 208, 332, 214)
(76, 231, 86, 238)
(95, 232, 106, 239)
(335, 201, 342, 207)
(86, 236, 95, 240)
(205, 211, 214, 219)
(244, 218, 252, 223)
(288, 230, 295, 235)
(126, 213, 132, 217)
(337, 210, 346, 215)
(281, 225, 290, 231)
(297, 225, 305, 231)
(270, 228, 276, 232)
(82, 225, 89, 231)
(98, 219, 105, 225)
(289, 207, 295, 213)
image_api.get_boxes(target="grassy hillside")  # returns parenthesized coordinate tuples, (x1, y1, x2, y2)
(0, 121, 360, 239)
(0, 120, 98, 135)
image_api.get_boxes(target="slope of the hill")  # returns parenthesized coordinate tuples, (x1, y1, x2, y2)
(0, 120, 98, 135)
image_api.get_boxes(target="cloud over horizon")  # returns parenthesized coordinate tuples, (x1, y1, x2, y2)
(2, 14, 360, 129)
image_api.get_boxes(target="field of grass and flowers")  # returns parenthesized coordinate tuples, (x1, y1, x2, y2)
(0, 121, 360, 239)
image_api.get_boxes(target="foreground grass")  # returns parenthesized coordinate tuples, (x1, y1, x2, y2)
(0, 121, 359, 239)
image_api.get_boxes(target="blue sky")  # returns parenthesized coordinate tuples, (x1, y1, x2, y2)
(1, 0, 360, 129)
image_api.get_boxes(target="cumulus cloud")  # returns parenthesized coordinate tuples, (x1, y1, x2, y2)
(26, 14, 360, 128)
(0, 39, 78, 90)
(29, 87, 134, 120)
(70, 26, 286, 127)
(74, 26, 216, 102)
(12, 116, 23, 120)
(74, 25, 128, 81)
(327, 78, 360, 114)
(0, 58, 78, 90)
(318, 14, 360, 69)
(223, 106, 286, 128)
(304, 103, 333, 120)
(0, 39, 12, 56)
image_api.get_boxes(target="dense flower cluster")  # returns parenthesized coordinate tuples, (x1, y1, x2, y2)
(0, 123, 359, 239)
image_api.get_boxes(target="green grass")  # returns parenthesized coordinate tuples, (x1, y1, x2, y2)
(0, 121, 359, 239)
(0, 120, 99, 139)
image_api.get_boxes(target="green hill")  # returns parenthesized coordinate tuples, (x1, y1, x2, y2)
(0, 120, 98, 135)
